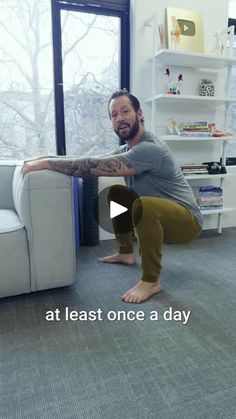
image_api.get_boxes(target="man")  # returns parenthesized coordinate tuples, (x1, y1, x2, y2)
(23, 90, 203, 304)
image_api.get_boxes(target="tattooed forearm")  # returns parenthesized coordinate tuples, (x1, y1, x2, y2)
(47, 156, 135, 177)
(48, 158, 92, 177)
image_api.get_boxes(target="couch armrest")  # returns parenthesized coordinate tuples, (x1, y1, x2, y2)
(0, 162, 18, 209)
(13, 166, 76, 291)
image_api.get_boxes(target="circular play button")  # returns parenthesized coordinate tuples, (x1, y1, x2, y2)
(94, 185, 142, 234)
(110, 201, 128, 219)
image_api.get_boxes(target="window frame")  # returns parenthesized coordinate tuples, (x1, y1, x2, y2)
(51, 0, 130, 154)
(228, 18, 236, 35)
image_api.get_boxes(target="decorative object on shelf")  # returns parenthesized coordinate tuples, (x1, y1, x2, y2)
(167, 119, 181, 135)
(203, 160, 227, 175)
(208, 122, 234, 137)
(212, 130, 234, 137)
(169, 16, 181, 49)
(208, 122, 216, 135)
(199, 79, 215, 96)
(166, 7, 204, 53)
(165, 68, 183, 95)
(216, 30, 225, 56)
(158, 23, 165, 49)
(213, 26, 234, 57)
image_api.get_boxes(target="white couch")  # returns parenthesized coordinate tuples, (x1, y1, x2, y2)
(0, 161, 76, 298)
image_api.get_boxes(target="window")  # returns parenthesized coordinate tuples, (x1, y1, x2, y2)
(0, 0, 129, 159)
(52, 0, 130, 155)
(61, 11, 120, 156)
(0, 0, 56, 159)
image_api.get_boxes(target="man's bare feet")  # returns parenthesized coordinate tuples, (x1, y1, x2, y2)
(121, 280, 161, 303)
(98, 252, 136, 265)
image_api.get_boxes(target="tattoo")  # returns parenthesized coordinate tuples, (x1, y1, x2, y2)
(48, 158, 92, 177)
(47, 157, 134, 177)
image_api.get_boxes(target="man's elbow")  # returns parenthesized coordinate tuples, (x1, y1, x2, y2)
(121, 168, 136, 176)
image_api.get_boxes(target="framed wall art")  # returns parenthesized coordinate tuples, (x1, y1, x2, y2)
(166, 7, 204, 53)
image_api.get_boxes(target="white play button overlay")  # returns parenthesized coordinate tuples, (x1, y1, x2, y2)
(94, 186, 142, 234)
(110, 201, 128, 219)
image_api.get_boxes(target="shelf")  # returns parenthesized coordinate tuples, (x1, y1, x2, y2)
(185, 174, 227, 180)
(201, 207, 235, 215)
(160, 135, 236, 142)
(152, 49, 236, 69)
(146, 41, 236, 233)
(185, 173, 236, 180)
(146, 94, 236, 105)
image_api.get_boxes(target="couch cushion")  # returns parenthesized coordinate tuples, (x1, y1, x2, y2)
(0, 224, 30, 298)
(0, 209, 24, 233)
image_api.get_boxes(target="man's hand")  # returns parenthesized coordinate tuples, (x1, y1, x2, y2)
(22, 159, 51, 176)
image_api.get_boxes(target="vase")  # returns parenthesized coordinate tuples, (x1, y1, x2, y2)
(199, 83, 215, 96)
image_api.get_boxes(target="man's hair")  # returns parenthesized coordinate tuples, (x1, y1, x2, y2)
(108, 90, 144, 124)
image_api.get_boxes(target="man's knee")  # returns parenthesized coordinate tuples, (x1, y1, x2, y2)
(132, 197, 155, 226)
(107, 184, 126, 200)
(133, 197, 170, 232)
(107, 185, 132, 201)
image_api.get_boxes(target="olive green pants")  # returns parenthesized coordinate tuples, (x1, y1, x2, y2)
(108, 185, 202, 283)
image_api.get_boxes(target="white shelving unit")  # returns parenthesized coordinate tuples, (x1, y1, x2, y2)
(145, 45, 236, 233)
(201, 207, 234, 216)
(146, 94, 236, 105)
(149, 48, 236, 69)
(160, 135, 236, 141)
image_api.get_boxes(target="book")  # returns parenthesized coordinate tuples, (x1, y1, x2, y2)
(180, 132, 211, 137)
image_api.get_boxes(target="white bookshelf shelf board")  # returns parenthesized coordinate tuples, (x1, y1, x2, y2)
(160, 135, 236, 142)
(152, 49, 236, 69)
(146, 94, 236, 105)
(185, 174, 227, 180)
(201, 207, 235, 215)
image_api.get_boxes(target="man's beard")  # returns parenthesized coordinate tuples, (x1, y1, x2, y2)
(115, 116, 139, 141)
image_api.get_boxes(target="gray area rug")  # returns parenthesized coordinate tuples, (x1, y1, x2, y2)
(1, 228, 236, 419)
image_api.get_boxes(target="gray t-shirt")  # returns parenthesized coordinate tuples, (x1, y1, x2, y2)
(113, 131, 203, 227)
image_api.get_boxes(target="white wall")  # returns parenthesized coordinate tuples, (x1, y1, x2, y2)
(229, 0, 236, 17)
(129, 0, 236, 230)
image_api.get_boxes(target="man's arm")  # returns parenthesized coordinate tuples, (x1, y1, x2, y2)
(22, 155, 136, 177)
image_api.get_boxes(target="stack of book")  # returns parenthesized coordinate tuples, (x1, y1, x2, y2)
(180, 121, 211, 137)
(181, 164, 208, 176)
(197, 186, 223, 210)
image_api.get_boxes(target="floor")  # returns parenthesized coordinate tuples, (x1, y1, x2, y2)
(1, 228, 236, 418)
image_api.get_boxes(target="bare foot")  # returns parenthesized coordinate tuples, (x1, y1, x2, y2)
(98, 253, 136, 265)
(121, 280, 162, 303)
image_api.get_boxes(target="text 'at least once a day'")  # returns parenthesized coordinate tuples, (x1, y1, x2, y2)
(45, 307, 191, 325)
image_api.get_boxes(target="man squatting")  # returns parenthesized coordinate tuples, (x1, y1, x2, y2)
(23, 90, 203, 304)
